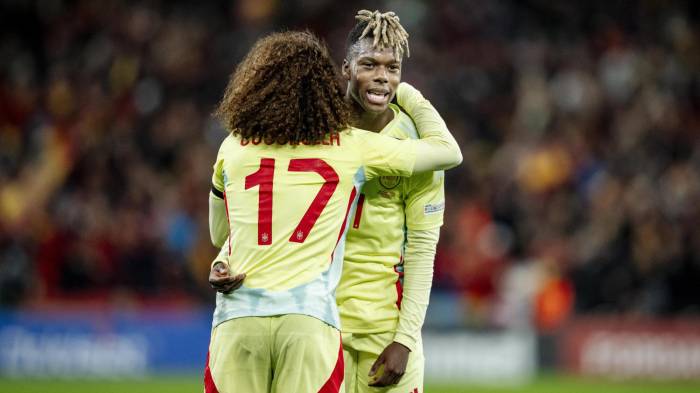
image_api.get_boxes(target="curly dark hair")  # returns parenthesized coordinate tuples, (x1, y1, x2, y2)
(215, 31, 350, 145)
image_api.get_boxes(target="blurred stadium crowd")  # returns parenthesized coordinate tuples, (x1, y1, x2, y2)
(0, 0, 698, 331)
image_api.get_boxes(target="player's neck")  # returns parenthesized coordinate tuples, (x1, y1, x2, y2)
(350, 102, 394, 133)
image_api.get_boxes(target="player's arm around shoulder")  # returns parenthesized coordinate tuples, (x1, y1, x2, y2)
(396, 82, 463, 172)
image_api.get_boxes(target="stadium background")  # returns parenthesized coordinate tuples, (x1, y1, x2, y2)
(1, 0, 699, 392)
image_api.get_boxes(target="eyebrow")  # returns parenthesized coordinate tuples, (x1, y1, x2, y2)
(357, 55, 400, 65)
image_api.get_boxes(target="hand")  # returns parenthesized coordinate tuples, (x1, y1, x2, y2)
(208, 262, 246, 294)
(368, 341, 410, 387)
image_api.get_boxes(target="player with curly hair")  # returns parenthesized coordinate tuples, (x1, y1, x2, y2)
(205, 31, 461, 393)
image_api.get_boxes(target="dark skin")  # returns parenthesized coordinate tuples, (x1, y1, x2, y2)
(208, 262, 245, 294)
(342, 39, 401, 132)
(342, 37, 412, 388)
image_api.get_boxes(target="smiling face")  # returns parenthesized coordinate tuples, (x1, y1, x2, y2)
(343, 38, 402, 116)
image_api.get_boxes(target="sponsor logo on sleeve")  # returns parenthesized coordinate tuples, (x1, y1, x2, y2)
(424, 202, 445, 215)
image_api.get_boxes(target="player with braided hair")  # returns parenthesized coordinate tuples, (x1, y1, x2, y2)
(337, 9, 451, 393)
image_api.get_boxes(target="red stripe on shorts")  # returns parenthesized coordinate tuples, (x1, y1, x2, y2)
(204, 351, 220, 393)
(394, 261, 404, 309)
(318, 336, 344, 393)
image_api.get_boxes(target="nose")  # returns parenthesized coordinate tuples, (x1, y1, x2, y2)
(373, 66, 388, 83)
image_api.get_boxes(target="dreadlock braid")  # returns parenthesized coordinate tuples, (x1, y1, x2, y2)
(350, 9, 410, 59)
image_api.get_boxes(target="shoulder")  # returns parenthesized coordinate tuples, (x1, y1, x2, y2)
(345, 127, 381, 144)
(217, 133, 236, 152)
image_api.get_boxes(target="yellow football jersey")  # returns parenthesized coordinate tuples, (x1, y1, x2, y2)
(337, 105, 445, 333)
(210, 128, 417, 330)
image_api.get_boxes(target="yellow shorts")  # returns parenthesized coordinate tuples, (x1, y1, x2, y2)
(342, 331, 423, 393)
(205, 314, 344, 393)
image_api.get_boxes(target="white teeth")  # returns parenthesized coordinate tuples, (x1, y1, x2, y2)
(366, 91, 388, 104)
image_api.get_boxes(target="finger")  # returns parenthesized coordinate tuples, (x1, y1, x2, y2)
(227, 274, 246, 290)
(209, 276, 235, 286)
(230, 279, 244, 291)
(210, 281, 236, 293)
(389, 371, 403, 386)
(383, 370, 400, 386)
(219, 281, 238, 294)
(219, 274, 246, 293)
(369, 371, 393, 387)
(369, 357, 383, 376)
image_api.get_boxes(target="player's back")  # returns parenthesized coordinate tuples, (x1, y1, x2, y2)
(211, 128, 415, 329)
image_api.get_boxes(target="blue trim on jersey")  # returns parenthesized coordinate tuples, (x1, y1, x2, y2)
(400, 117, 419, 140)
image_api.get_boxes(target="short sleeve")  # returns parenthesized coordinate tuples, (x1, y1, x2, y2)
(359, 131, 417, 180)
(405, 171, 445, 230)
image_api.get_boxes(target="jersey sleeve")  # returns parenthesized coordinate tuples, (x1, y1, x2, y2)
(393, 227, 439, 352)
(212, 156, 225, 195)
(359, 131, 417, 180)
(405, 171, 445, 231)
(209, 193, 228, 247)
(212, 134, 234, 194)
(396, 83, 462, 172)
(210, 136, 230, 247)
(211, 240, 229, 269)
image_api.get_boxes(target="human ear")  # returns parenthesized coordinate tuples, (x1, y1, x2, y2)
(342, 59, 350, 81)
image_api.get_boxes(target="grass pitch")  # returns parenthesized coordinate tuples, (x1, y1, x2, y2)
(1, 374, 699, 393)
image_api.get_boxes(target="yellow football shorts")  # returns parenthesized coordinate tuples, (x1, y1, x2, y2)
(342, 331, 424, 393)
(205, 314, 344, 393)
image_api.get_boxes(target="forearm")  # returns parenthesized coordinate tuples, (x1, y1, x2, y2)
(209, 192, 228, 248)
(393, 227, 439, 351)
(413, 141, 462, 172)
(397, 83, 462, 172)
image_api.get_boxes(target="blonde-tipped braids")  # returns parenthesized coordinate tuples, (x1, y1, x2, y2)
(347, 9, 410, 59)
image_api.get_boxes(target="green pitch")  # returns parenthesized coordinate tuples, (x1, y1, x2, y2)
(1, 374, 699, 393)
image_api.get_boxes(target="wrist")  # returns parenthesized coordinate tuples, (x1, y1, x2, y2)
(392, 332, 416, 352)
(211, 260, 229, 269)
(392, 341, 411, 352)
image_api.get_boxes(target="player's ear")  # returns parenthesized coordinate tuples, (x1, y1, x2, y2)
(341, 59, 350, 81)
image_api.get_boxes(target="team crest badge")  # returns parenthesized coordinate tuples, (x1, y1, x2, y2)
(379, 176, 401, 189)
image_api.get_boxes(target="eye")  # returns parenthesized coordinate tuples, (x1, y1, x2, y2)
(389, 65, 400, 72)
(361, 62, 374, 69)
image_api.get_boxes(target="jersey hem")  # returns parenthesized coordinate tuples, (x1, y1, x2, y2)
(339, 321, 398, 334)
(214, 309, 340, 331)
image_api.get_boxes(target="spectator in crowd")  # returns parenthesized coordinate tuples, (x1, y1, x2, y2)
(0, 1, 698, 330)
